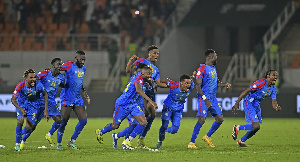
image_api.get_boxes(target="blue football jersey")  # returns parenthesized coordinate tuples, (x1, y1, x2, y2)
(196, 64, 218, 97)
(164, 80, 194, 110)
(37, 70, 65, 100)
(13, 80, 26, 107)
(133, 58, 160, 82)
(61, 61, 86, 99)
(13, 80, 45, 108)
(116, 72, 144, 106)
(245, 78, 277, 104)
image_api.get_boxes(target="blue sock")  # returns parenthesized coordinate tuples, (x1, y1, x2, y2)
(16, 125, 22, 143)
(71, 119, 87, 140)
(166, 125, 179, 134)
(22, 127, 28, 135)
(125, 124, 137, 139)
(117, 127, 129, 138)
(130, 124, 146, 138)
(241, 128, 259, 142)
(100, 123, 114, 135)
(206, 121, 222, 137)
(22, 130, 33, 142)
(159, 120, 169, 141)
(140, 117, 154, 137)
(239, 124, 252, 130)
(190, 122, 202, 143)
(57, 119, 68, 143)
(49, 122, 60, 135)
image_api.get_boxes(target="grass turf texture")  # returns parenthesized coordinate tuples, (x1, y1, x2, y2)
(0, 117, 299, 161)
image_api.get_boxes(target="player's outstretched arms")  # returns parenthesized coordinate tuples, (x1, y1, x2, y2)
(232, 87, 252, 114)
(157, 78, 169, 88)
(126, 55, 138, 73)
(272, 99, 282, 111)
(135, 83, 158, 109)
(11, 95, 26, 116)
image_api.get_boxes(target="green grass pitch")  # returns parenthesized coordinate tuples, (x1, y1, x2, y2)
(0, 117, 299, 161)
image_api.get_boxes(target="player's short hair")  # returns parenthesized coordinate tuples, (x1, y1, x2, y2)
(23, 69, 35, 78)
(51, 58, 62, 65)
(137, 63, 147, 69)
(148, 45, 158, 52)
(265, 70, 276, 78)
(180, 74, 190, 82)
(142, 66, 151, 72)
(205, 49, 216, 57)
(76, 51, 85, 55)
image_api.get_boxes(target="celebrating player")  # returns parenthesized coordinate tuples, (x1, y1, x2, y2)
(37, 58, 65, 148)
(232, 70, 281, 147)
(156, 73, 196, 149)
(95, 66, 157, 150)
(11, 69, 49, 151)
(57, 51, 90, 150)
(188, 49, 231, 149)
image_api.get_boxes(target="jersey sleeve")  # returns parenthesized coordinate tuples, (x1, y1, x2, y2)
(133, 58, 145, 68)
(270, 86, 277, 99)
(134, 74, 144, 86)
(83, 66, 86, 72)
(250, 78, 266, 91)
(13, 81, 24, 97)
(37, 70, 49, 80)
(153, 67, 160, 81)
(62, 61, 74, 73)
(37, 81, 45, 93)
(190, 80, 195, 90)
(167, 80, 179, 90)
(196, 64, 205, 79)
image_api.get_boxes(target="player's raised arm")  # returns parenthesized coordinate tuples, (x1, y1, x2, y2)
(126, 55, 138, 73)
(217, 77, 231, 89)
(42, 90, 49, 121)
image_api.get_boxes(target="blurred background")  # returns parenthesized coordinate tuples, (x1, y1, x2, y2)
(0, 0, 300, 118)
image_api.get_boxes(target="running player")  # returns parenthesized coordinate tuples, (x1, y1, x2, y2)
(232, 70, 281, 147)
(95, 66, 157, 150)
(125, 45, 167, 148)
(37, 58, 64, 148)
(57, 51, 90, 150)
(188, 49, 231, 149)
(156, 73, 196, 149)
(11, 69, 49, 151)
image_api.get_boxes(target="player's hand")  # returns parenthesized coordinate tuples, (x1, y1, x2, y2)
(226, 83, 231, 89)
(44, 112, 50, 122)
(85, 95, 91, 104)
(150, 101, 158, 110)
(129, 55, 138, 62)
(192, 71, 197, 78)
(232, 104, 239, 114)
(20, 108, 26, 116)
(204, 99, 212, 108)
(274, 105, 282, 111)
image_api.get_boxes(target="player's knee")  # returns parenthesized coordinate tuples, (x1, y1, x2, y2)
(216, 118, 224, 123)
(170, 126, 179, 134)
(139, 120, 148, 126)
(17, 119, 24, 126)
(252, 124, 260, 131)
(150, 113, 156, 118)
(112, 123, 119, 129)
(198, 117, 206, 124)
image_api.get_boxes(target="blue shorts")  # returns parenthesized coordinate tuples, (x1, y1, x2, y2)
(244, 100, 262, 123)
(161, 105, 183, 127)
(113, 104, 144, 125)
(145, 86, 155, 101)
(196, 97, 222, 117)
(62, 97, 84, 107)
(16, 108, 24, 120)
(127, 105, 145, 125)
(26, 107, 44, 126)
(41, 100, 61, 116)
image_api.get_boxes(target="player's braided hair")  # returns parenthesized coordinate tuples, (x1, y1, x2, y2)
(23, 69, 35, 78)
(148, 45, 158, 52)
(205, 49, 216, 57)
(265, 70, 276, 78)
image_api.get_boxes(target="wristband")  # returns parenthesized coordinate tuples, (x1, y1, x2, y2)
(202, 95, 207, 101)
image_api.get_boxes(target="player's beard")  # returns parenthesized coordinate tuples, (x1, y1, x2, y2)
(212, 60, 217, 66)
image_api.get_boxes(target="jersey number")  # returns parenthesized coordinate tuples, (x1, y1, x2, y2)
(51, 81, 56, 87)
